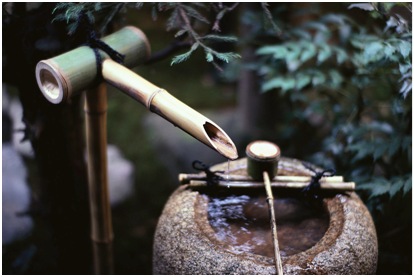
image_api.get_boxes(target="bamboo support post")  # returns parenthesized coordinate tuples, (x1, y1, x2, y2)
(85, 83, 113, 274)
(179, 173, 344, 184)
(188, 180, 355, 191)
(263, 171, 283, 275)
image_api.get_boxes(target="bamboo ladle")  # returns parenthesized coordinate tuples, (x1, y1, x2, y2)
(35, 26, 238, 274)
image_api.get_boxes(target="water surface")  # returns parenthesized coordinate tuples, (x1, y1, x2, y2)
(206, 192, 329, 257)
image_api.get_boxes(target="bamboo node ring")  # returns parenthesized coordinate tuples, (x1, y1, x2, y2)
(147, 88, 165, 111)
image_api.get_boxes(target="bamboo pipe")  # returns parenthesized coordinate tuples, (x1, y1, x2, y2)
(101, 59, 238, 160)
(84, 83, 114, 274)
(36, 26, 151, 104)
(179, 173, 344, 184)
(35, 27, 237, 160)
(188, 180, 355, 191)
(263, 171, 283, 275)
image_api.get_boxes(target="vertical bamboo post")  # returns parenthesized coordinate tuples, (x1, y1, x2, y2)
(84, 82, 114, 274)
(263, 171, 283, 275)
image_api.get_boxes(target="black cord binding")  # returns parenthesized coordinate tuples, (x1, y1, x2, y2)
(192, 160, 224, 186)
(76, 12, 126, 79)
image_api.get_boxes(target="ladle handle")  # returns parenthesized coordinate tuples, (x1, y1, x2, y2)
(263, 171, 283, 275)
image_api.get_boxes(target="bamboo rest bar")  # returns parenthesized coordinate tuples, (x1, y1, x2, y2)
(179, 173, 344, 184)
(188, 180, 355, 191)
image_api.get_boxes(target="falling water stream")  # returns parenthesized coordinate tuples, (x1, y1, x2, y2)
(205, 192, 329, 257)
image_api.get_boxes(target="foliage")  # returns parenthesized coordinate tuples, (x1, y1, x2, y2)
(52, 2, 247, 70)
(248, 3, 411, 273)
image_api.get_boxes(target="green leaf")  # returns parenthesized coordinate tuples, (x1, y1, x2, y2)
(174, 29, 187, 37)
(399, 80, 412, 99)
(359, 178, 391, 199)
(213, 52, 241, 63)
(170, 42, 199, 65)
(202, 35, 238, 42)
(312, 71, 326, 86)
(399, 63, 411, 74)
(280, 78, 296, 93)
(363, 42, 384, 58)
(384, 45, 396, 57)
(350, 38, 364, 49)
(403, 176, 412, 195)
(181, 4, 210, 24)
(262, 77, 284, 92)
(328, 69, 343, 88)
(384, 16, 399, 32)
(317, 46, 332, 64)
(151, 5, 157, 21)
(401, 136, 412, 150)
(398, 40, 411, 58)
(347, 141, 375, 161)
(296, 75, 311, 90)
(302, 21, 329, 32)
(348, 3, 374, 11)
(256, 46, 288, 58)
(373, 143, 388, 161)
(333, 47, 348, 64)
(369, 121, 394, 134)
(206, 52, 214, 62)
(262, 77, 296, 93)
(290, 28, 312, 40)
(320, 13, 345, 25)
(388, 136, 401, 157)
(390, 178, 405, 199)
(300, 45, 317, 62)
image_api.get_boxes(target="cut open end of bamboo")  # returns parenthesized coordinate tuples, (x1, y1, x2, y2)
(204, 122, 238, 160)
(36, 60, 69, 104)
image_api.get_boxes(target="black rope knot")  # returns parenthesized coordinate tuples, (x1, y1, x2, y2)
(192, 160, 224, 186)
(76, 12, 126, 79)
(301, 162, 336, 199)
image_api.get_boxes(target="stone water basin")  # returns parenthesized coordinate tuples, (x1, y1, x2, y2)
(153, 157, 378, 274)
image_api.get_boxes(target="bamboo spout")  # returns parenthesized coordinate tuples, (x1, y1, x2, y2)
(101, 59, 238, 160)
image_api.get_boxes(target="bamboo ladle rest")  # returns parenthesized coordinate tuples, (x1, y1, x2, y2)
(35, 26, 238, 274)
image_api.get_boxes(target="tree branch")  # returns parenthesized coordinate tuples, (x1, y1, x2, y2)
(144, 40, 191, 65)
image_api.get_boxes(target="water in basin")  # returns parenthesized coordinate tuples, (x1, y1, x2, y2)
(205, 191, 329, 257)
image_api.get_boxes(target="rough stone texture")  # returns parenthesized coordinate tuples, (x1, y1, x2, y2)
(153, 157, 378, 274)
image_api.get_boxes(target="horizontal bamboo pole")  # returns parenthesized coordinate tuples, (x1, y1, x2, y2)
(101, 59, 238, 160)
(179, 173, 344, 184)
(36, 26, 150, 104)
(188, 180, 355, 191)
(263, 171, 283, 275)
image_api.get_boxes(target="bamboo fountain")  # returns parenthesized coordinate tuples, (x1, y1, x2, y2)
(35, 26, 238, 274)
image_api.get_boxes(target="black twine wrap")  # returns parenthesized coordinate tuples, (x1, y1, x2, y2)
(192, 160, 224, 186)
(76, 12, 126, 79)
(301, 162, 336, 199)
